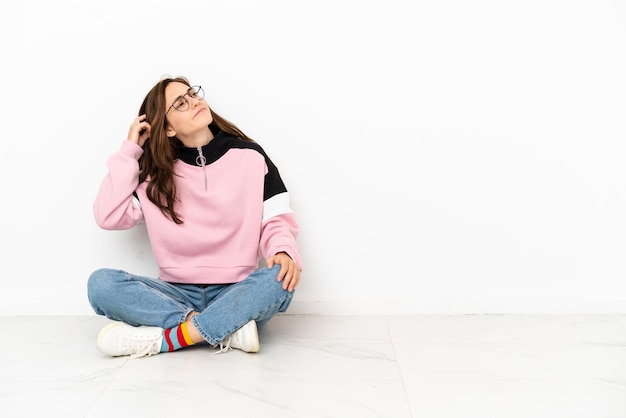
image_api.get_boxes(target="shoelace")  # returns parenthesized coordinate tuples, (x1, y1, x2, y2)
(211, 337, 233, 356)
(129, 337, 161, 359)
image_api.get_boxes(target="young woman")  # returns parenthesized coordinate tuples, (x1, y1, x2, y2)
(88, 76, 301, 358)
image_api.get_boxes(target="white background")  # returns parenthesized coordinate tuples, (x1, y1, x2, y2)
(1, 0, 625, 315)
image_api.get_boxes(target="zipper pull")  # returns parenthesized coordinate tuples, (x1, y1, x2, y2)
(196, 147, 208, 191)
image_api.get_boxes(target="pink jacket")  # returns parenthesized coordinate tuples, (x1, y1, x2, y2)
(94, 131, 301, 284)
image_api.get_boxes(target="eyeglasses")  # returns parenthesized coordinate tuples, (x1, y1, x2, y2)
(165, 85, 204, 116)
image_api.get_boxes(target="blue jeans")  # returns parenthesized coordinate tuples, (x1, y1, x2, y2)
(87, 265, 294, 346)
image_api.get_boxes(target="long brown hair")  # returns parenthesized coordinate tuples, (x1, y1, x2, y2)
(137, 76, 254, 224)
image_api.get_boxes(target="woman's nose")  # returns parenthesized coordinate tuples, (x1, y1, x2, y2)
(189, 96, 201, 108)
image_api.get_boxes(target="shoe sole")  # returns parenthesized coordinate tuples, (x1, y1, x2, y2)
(96, 321, 124, 354)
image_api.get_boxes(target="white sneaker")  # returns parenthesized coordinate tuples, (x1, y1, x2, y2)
(215, 320, 259, 354)
(96, 321, 163, 358)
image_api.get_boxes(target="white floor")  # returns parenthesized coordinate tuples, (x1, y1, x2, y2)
(1, 315, 625, 417)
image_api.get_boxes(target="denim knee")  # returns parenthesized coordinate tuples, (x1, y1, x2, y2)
(87, 268, 119, 313)
(257, 265, 295, 312)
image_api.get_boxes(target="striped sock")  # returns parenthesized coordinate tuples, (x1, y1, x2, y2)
(160, 322, 195, 353)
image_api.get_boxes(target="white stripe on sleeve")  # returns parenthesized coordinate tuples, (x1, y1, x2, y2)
(262, 192, 294, 222)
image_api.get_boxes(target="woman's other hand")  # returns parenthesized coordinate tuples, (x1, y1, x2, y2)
(266, 252, 300, 292)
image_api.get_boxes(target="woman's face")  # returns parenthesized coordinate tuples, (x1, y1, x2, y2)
(164, 82, 213, 139)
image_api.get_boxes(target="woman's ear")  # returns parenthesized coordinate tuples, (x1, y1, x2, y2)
(166, 126, 176, 137)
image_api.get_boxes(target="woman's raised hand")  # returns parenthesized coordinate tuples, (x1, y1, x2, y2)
(128, 114, 151, 147)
